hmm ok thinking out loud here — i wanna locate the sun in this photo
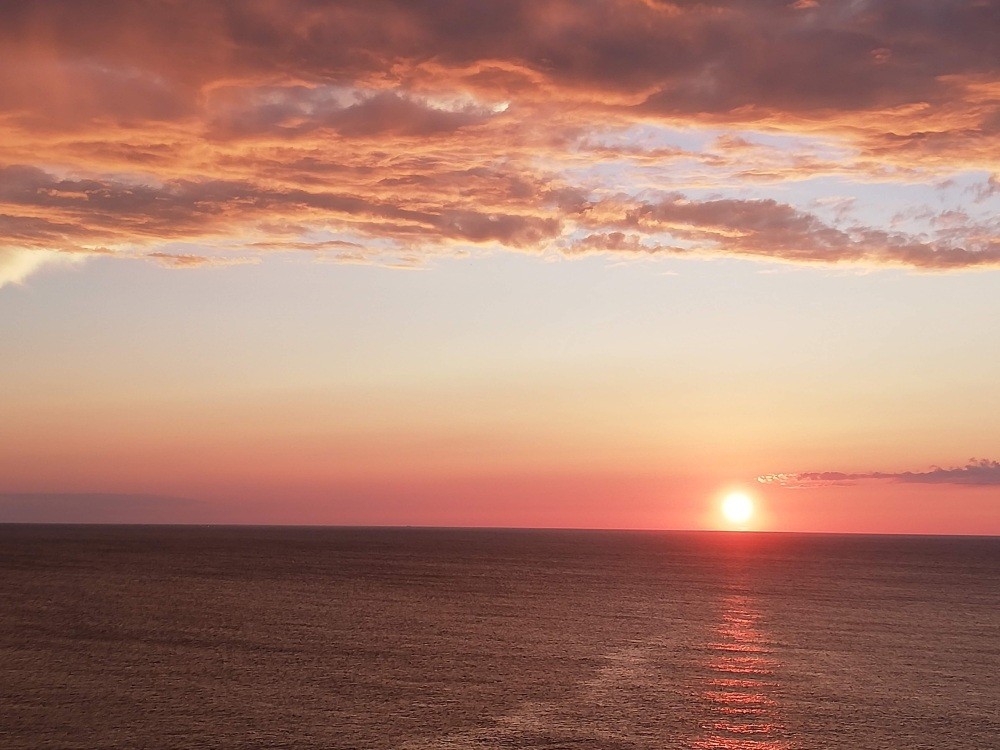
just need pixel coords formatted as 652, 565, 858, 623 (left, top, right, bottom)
721, 492, 754, 526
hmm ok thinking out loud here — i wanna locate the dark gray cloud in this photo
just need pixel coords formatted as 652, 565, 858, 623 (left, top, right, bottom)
758, 459, 1000, 488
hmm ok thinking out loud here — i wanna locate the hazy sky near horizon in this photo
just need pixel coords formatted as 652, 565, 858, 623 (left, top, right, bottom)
1, 0, 998, 532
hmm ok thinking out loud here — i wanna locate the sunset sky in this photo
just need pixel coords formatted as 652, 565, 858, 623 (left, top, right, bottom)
1, 0, 998, 533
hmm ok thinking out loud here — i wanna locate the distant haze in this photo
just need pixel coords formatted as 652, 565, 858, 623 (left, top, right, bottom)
0, 494, 216, 525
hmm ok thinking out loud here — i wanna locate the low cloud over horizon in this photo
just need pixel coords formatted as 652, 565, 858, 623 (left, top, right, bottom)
758, 459, 1000, 488
1, 0, 998, 286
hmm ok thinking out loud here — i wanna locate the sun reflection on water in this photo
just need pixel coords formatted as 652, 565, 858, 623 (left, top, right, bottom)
693, 593, 792, 750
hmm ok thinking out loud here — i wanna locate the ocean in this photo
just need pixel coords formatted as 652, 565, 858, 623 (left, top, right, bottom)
1, 526, 997, 749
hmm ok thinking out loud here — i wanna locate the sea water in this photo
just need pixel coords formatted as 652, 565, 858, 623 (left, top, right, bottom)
1, 526, 997, 749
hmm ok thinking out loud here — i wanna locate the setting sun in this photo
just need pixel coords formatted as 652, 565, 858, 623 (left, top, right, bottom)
722, 492, 754, 526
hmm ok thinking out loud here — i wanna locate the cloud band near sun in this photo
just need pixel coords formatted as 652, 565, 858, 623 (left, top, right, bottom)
1, 0, 998, 286
757, 459, 1000, 488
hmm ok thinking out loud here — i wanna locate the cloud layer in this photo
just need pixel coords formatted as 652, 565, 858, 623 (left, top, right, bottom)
758, 459, 1000, 488
1, 0, 998, 283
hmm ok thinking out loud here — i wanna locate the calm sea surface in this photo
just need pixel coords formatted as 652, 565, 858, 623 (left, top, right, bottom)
1, 526, 997, 749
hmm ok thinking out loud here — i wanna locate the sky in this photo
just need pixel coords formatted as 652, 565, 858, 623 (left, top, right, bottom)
1, 0, 998, 533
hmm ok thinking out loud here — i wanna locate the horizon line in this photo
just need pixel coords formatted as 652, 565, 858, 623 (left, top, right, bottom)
1, 521, 997, 539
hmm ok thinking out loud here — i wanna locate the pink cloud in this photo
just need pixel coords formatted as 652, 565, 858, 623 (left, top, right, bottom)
0, 1, 996, 279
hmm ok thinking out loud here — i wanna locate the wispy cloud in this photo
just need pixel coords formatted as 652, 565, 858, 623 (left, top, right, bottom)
144, 252, 259, 269
758, 459, 1000, 488
1, 1, 997, 283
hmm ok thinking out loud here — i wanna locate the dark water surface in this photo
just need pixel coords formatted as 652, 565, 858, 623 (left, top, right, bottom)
1, 526, 997, 749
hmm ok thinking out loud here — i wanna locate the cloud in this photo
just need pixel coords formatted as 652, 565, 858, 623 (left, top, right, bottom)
0, 0, 997, 283
758, 459, 1000, 488
3, 1, 996, 135
568, 194, 1000, 269
206, 88, 494, 139
0, 164, 563, 250
144, 252, 259, 269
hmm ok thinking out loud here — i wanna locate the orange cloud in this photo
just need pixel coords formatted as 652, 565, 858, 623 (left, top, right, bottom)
1, 0, 997, 282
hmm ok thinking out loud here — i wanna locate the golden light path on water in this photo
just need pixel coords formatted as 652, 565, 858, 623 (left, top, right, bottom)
693, 593, 791, 750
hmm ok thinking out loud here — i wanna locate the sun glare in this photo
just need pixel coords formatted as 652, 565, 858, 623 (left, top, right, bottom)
722, 492, 754, 526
